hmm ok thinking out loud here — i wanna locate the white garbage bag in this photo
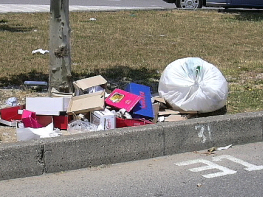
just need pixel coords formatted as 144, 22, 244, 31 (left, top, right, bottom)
158, 57, 228, 113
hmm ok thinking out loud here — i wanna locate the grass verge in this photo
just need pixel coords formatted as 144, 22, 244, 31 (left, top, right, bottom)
0, 9, 262, 114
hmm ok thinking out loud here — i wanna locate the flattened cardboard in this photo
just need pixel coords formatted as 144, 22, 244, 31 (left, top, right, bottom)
67, 91, 105, 115
152, 103, 160, 124
125, 83, 154, 119
158, 109, 181, 116
164, 114, 187, 122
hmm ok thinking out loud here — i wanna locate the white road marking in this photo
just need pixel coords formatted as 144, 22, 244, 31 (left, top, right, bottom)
175, 159, 236, 178
175, 155, 263, 178
212, 155, 263, 171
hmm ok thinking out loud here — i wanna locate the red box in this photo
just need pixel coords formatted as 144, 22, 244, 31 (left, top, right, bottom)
0, 105, 25, 121
53, 115, 72, 130
116, 117, 153, 128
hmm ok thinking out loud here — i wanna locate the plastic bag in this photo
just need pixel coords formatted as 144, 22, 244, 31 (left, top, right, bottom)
67, 120, 97, 134
158, 57, 228, 113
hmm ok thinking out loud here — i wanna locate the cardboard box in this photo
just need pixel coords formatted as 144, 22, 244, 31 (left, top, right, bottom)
53, 115, 72, 130
73, 75, 107, 96
164, 115, 188, 122
105, 89, 142, 112
26, 97, 71, 116
67, 91, 105, 115
152, 103, 160, 124
125, 83, 154, 119
90, 109, 116, 130
0, 105, 25, 121
22, 110, 43, 128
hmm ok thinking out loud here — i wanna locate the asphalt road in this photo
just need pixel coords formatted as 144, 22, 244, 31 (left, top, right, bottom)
0, 142, 262, 197
1, 0, 176, 8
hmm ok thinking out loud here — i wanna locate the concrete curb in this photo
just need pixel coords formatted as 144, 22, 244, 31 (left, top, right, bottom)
0, 111, 262, 180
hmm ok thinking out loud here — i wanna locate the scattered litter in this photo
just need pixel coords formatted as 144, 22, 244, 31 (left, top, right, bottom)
208, 147, 217, 153
117, 108, 132, 119
24, 81, 48, 86
158, 57, 228, 113
216, 144, 232, 151
16, 123, 61, 141
68, 120, 97, 134
6, 97, 18, 107
198, 144, 233, 155
197, 183, 202, 187
158, 116, 165, 122
0, 66, 225, 142
32, 49, 49, 55
90, 108, 116, 130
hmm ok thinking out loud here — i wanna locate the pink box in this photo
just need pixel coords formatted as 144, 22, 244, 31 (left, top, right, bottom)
105, 89, 142, 112
22, 110, 43, 128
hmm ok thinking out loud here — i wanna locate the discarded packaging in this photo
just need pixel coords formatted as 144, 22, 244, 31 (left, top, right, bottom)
216, 144, 232, 151
90, 108, 116, 130
26, 97, 71, 116
6, 97, 19, 107
67, 120, 97, 134
22, 110, 43, 128
158, 57, 228, 113
53, 115, 72, 130
73, 75, 107, 96
0, 105, 24, 122
125, 83, 154, 119
116, 108, 132, 119
32, 49, 49, 54
67, 91, 105, 115
17, 123, 61, 141
105, 89, 142, 112
116, 118, 153, 128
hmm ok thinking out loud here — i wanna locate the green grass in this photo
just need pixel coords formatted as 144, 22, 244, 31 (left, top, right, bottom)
0, 9, 263, 114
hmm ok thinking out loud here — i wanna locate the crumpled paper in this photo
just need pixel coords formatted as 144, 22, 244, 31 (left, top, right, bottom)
32, 49, 49, 55
16, 123, 61, 141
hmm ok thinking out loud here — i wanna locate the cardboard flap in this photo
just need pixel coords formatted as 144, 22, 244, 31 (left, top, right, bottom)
67, 91, 105, 115
73, 75, 107, 91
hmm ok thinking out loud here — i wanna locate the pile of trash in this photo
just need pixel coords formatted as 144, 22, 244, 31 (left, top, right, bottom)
0, 57, 228, 142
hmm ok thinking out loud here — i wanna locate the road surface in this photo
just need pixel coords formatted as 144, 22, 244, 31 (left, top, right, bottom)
0, 142, 262, 196
0, 0, 176, 13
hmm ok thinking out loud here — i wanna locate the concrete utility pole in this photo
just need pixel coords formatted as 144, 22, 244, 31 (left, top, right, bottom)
49, 0, 73, 95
